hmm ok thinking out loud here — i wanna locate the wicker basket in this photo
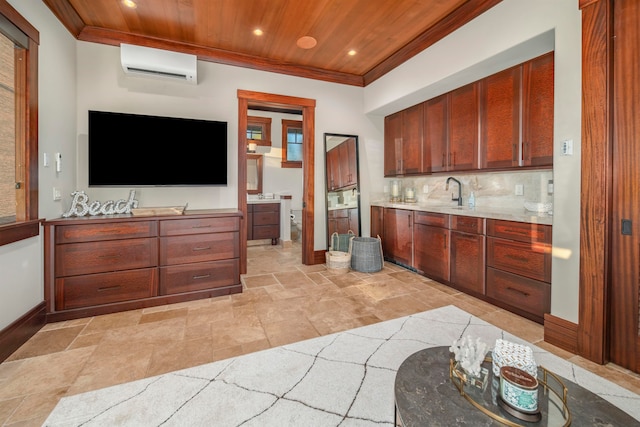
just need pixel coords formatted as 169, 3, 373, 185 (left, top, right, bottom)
325, 250, 351, 272
349, 236, 384, 273
331, 231, 355, 253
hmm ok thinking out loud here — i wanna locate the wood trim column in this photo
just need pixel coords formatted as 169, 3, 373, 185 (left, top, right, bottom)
578, 0, 613, 364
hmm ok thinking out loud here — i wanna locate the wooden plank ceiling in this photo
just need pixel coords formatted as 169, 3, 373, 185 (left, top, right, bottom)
42, 0, 502, 86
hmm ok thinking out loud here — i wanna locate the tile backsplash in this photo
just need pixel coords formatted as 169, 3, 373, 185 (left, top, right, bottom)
373, 170, 554, 211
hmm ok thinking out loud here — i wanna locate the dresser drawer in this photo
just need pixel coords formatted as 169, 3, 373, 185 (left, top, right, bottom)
159, 232, 239, 265
487, 237, 551, 282
56, 221, 157, 243
486, 219, 551, 244
414, 211, 449, 228
55, 238, 158, 277
451, 216, 485, 234
486, 267, 550, 319
159, 216, 240, 236
253, 225, 279, 240
55, 268, 157, 310
253, 212, 279, 226
252, 203, 279, 213
160, 259, 240, 294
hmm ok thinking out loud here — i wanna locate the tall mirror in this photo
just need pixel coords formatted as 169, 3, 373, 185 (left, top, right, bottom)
325, 133, 361, 249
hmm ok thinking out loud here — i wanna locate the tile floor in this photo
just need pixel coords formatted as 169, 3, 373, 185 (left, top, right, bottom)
1, 242, 640, 426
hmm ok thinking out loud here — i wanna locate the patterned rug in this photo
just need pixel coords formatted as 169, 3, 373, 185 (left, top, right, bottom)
43, 305, 640, 426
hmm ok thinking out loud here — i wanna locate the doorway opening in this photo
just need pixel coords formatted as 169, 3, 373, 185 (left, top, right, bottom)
238, 90, 317, 273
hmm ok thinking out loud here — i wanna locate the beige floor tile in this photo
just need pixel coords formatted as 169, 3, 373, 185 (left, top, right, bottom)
6, 325, 85, 361
146, 337, 214, 376
139, 307, 189, 324
3, 387, 68, 426
80, 309, 143, 335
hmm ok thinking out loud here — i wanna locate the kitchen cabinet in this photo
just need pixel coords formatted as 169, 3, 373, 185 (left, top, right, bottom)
450, 216, 486, 295
384, 104, 423, 176
371, 206, 384, 240
44, 210, 242, 321
328, 208, 359, 237
423, 94, 449, 173
382, 208, 413, 267
327, 146, 342, 190
413, 212, 450, 283
248, 202, 280, 245
486, 219, 551, 323
338, 138, 358, 188
522, 52, 554, 167
448, 83, 480, 171
480, 66, 521, 169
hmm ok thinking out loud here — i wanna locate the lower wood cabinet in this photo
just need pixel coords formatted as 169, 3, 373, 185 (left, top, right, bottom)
44, 210, 242, 321
375, 206, 551, 324
247, 203, 280, 245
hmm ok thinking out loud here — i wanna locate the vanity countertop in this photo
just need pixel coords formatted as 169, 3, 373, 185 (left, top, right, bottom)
371, 201, 552, 226
247, 198, 281, 204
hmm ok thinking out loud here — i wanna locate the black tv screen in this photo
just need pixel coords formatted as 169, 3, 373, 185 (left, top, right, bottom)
88, 110, 227, 186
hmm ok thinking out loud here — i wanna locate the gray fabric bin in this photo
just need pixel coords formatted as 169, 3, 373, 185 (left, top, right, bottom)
349, 236, 384, 273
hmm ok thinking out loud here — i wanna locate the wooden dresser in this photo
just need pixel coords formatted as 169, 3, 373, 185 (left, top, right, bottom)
44, 209, 242, 321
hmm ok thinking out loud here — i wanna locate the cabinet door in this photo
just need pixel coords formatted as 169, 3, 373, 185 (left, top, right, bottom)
371, 206, 384, 241
480, 66, 521, 169
348, 208, 360, 236
450, 231, 485, 294
413, 224, 449, 283
384, 112, 403, 176
382, 208, 413, 266
423, 95, 449, 173
401, 103, 424, 174
327, 147, 341, 190
449, 83, 480, 171
522, 52, 554, 166
346, 137, 358, 186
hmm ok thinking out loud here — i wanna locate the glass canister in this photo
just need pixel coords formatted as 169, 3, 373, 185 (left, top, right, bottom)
404, 186, 417, 203
390, 180, 402, 202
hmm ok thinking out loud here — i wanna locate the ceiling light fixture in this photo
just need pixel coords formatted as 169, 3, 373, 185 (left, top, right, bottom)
297, 36, 317, 49
122, 0, 137, 8
253, 29, 263, 36
348, 49, 357, 56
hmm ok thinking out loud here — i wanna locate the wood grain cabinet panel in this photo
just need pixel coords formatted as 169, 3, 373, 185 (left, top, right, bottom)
487, 237, 551, 283
160, 232, 239, 266
370, 206, 384, 240
413, 223, 450, 283
160, 259, 240, 294
56, 221, 157, 243
450, 216, 486, 295
160, 216, 239, 236
486, 267, 550, 319
382, 208, 413, 267
522, 52, 554, 167
384, 112, 403, 176
401, 103, 424, 174
486, 219, 552, 244
247, 203, 280, 244
449, 83, 480, 171
423, 94, 449, 173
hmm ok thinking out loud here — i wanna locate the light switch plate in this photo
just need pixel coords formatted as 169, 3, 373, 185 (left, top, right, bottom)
515, 184, 524, 196
561, 139, 574, 156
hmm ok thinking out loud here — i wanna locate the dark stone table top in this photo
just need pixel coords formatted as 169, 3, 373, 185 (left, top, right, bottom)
394, 346, 640, 426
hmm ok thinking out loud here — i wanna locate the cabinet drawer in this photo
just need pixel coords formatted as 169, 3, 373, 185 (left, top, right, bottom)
486, 219, 551, 244
253, 225, 279, 240
160, 259, 240, 295
56, 268, 157, 310
451, 216, 485, 234
414, 211, 450, 227
486, 267, 550, 319
56, 238, 158, 277
56, 221, 157, 243
159, 217, 239, 236
487, 237, 551, 282
253, 212, 279, 226
252, 203, 279, 213
160, 232, 239, 265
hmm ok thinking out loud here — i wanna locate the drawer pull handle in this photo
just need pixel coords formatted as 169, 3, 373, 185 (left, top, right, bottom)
507, 286, 530, 297
192, 225, 212, 229
192, 246, 211, 251
193, 274, 211, 280
98, 285, 122, 292
98, 254, 120, 259
506, 254, 528, 263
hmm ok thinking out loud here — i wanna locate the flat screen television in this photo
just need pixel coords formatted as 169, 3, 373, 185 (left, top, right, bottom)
88, 110, 227, 186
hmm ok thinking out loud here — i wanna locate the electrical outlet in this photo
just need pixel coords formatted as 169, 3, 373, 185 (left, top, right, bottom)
561, 139, 574, 156
422, 184, 429, 193
515, 184, 524, 196
53, 187, 62, 201
43, 152, 49, 167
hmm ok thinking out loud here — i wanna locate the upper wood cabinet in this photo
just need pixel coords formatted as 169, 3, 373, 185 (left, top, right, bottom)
384, 104, 423, 176
522, 52, 554, 166
385, 53, 554, 177
339, 137, 358, 188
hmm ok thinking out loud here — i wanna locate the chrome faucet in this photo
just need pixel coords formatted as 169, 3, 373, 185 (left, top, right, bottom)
445, 177, 462, 206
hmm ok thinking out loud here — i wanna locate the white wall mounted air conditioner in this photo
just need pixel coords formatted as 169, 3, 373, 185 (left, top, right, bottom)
120, 43, 197, 84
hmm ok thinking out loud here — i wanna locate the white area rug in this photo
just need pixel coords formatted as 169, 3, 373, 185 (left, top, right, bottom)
44, 306, 640, 426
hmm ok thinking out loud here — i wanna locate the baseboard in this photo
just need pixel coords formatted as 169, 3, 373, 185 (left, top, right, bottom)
314, 250, 327, 265
544, 313, 578, 354
0, 301, 46, 362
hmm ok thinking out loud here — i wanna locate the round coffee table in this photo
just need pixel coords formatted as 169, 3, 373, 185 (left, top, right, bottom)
394, 346, 639, 426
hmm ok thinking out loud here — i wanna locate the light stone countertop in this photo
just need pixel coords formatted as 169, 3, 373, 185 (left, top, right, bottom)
371, 200, 553, 225
247, 198, 281, 204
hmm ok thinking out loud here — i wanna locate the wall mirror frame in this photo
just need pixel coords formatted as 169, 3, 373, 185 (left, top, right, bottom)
324, 133, 361, 250
246, 153, 263, 195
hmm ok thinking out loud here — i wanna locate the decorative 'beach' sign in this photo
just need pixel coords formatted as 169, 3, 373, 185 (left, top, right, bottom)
62, 190, 139, 217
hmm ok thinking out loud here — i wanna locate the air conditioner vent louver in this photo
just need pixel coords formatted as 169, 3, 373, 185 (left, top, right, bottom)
120, 44, 197, 84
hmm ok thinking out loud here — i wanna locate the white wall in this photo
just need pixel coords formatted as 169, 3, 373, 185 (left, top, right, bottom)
74, 42, 379, 250
363, 0, 582, 323
0, 0, 77, 330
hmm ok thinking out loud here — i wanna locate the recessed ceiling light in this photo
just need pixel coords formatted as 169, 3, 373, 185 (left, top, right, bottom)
297, 36, 317, 49
253, 29, 263, 36
348, 49, 357, 56
122, 0, 137, 9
